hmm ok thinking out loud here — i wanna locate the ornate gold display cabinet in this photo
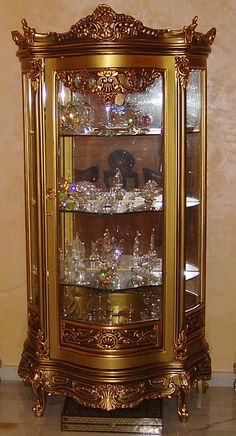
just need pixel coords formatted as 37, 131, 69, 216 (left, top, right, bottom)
12, 5, 216, 422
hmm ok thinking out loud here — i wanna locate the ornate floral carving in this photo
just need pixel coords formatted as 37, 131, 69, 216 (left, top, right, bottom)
30, 59, 43, 92
174, 330, 187, 361
175, 56, 190, 88
28, 369, 191, 412
61, 321, 160, 350
11, 19, 35, 48
56, 68, 160, 104
12, 6, 215, 50
36, 329, 49, 359
50, 5, 169, 43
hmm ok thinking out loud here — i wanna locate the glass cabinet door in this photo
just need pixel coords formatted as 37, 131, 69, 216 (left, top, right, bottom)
185, 69, 205, 312
56, 69, 164, 327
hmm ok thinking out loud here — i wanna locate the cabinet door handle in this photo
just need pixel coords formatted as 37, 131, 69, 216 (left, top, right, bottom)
46, 188, 56, 199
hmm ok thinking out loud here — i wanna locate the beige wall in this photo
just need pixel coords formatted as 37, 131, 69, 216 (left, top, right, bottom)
0, 0, 235, 373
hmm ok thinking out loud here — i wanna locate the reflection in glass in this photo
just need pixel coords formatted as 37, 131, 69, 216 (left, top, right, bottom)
57, 70, 165, 325
186, 70, 201, 130
125, 77, 163, 131
185, 70, 203, 310
58, 74, 163, 136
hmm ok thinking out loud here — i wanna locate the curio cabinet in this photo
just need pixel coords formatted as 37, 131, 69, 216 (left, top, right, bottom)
12, 5, 216, 421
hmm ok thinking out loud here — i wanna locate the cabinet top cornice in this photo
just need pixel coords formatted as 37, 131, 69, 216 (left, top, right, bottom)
11, 4, 216, 53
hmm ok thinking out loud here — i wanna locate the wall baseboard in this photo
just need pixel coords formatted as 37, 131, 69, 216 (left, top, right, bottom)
0, 366, 235, 387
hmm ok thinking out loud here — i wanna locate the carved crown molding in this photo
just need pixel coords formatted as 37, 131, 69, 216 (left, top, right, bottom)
12, 5, 216, 48
50, 4, 169, 43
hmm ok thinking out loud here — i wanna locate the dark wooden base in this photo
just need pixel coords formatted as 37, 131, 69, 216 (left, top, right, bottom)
61, 397, 163, 433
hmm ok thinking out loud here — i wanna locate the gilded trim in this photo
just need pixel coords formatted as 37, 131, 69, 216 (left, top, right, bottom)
174, 330, 187, 362
184, 16, 216, 46
36, 329, 49, 359
175, 56, 190, 88
28, 368, 190, 416
30, 59, 43, 92
50, 4, 169, 42
12, 5, 216, 50
11, 18, 35, 48
56, 68, 160, 104
61, 320, 160, 350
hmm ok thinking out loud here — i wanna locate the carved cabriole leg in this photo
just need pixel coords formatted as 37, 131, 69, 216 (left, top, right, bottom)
177, 388, 189, 422
176, 372, 190, 423
32, 369, 47, 417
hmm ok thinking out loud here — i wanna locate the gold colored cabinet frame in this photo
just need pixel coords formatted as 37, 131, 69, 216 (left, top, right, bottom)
12, 5, 215, 422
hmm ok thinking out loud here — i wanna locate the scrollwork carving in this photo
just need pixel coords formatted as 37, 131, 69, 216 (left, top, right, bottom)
184, 16, 216, 46
174, 330, 187, 362
36, 329, 49, 359
61, 321, 159, 350
175, 56, 190, 88
28, 369, 189, 411
56, 68, 160, 104
30, 59, 43, 92
50, 5, 169, 43
12, 6, 215, 51
32, 369, 47, 416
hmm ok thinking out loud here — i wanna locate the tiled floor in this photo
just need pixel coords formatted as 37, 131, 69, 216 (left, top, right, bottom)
0, 381, 236, 435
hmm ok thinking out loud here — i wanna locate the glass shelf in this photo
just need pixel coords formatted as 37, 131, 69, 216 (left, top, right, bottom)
59, 194, 199, 215
60, 255, 199, 292
58, 127, 162, 138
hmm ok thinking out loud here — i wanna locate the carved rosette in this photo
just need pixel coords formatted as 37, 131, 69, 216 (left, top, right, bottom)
175, 56, 190, 88
174, 330, 187, 362
61, 321, 160, 350
56, 68, 160, 104
36, 329, 49, 359
30, 59, 43, 92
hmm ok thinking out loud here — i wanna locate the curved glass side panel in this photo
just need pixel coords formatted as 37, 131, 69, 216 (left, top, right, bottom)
56, 69, 164, 326
185, 69, 204, 310
23, 74, 40, 305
